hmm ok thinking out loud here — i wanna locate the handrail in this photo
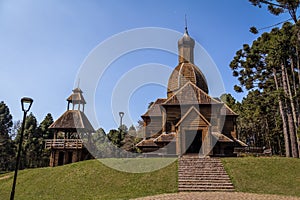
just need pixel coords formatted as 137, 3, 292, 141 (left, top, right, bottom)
234, 146, 264, 153
45, 139, 83, 149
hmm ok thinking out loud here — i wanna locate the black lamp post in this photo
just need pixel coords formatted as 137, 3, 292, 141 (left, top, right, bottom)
119, 112, 124, 128
10, 97, 33, 200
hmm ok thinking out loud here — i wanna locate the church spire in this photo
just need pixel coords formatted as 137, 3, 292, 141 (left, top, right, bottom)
185, 14, 189, 35
178, 16, 195, 64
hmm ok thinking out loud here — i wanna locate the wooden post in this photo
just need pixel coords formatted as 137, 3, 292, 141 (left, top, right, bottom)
162, 110, 166, 133
176, 128, 181, 156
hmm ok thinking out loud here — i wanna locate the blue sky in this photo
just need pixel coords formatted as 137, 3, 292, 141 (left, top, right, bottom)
0, 0, 291, 132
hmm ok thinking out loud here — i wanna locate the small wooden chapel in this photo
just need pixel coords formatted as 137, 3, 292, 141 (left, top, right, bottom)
137, 27, 247, 156
45, 88, 94, 167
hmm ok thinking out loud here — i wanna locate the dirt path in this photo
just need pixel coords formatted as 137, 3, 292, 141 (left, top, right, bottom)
133, 192, 300, 200
0, 175, 10, 180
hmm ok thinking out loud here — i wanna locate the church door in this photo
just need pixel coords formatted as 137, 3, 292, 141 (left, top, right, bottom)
185, 130, 202, 154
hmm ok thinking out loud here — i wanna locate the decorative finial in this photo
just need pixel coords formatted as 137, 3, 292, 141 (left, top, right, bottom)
77, 78, 80, 88
185, 14, 189, 35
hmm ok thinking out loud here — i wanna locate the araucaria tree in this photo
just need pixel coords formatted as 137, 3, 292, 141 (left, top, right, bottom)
0, 101, 15, 171
230, 22, 300, 158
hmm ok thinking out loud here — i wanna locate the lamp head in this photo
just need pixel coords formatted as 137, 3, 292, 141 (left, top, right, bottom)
21, 97, 33, 112
119, 112, 124, 118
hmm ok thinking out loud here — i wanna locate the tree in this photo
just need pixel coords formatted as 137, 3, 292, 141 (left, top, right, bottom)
107, 128, 126, 148
249, 1, 300, 144
220, 92, 285, 155
39, 113, 54, 139
220, 93, 241, 113
92, 128, 115, 158
230, 22, 299, 157
249, 0, 299, 20
15, 113, 39, 168
121, 125, 140, 153
0, 101, 15, 171
37, 113, 54, 167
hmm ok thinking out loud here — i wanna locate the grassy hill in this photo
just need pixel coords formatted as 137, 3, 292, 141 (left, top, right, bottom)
0, 159, 178, 200
222, 157, 300, 197
0, 157, 299, 199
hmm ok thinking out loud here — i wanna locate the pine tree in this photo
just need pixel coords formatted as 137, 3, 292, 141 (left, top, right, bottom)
0, 101, 15, 171
37, 113, 54, 167
92, 128, 114, 158
248, 0, 300, 157
15, 113, 38, 168
230, 23, 299, 157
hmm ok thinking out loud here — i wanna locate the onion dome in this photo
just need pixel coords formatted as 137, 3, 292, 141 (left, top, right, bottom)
167, 62, 208, 97
178, 28, 195, 48
178, 27, 195, 64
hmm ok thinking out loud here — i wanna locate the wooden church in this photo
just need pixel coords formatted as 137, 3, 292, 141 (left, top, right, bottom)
45, 88, 94, 166
137, 27, 246, 156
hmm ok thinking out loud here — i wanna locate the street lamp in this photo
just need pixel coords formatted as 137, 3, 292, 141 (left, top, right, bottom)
119, 112, 124, 128
10, 97, 33, 200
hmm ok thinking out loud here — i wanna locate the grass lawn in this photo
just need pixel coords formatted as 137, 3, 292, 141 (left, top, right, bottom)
1, 157, 299, 199
222, 157, 300, 197
0, 159, 178, 200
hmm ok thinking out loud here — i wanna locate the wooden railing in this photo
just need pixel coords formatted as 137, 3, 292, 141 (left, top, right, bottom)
45, 139, 83, 149
234, 147, 272, 156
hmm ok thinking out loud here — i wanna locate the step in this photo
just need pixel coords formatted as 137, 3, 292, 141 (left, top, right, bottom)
179, 188, 235, 192
179, 184, 234, 188
178, 185, 234, 189
179, 170, 227, 173
178, 182, 233, 188
178, 172, 228, 175
179, 179, 231, 183
178, 157, 234, 192
179, 177, 231, 180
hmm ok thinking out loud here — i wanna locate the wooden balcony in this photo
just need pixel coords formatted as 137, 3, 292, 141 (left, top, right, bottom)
45, 139, 83, 149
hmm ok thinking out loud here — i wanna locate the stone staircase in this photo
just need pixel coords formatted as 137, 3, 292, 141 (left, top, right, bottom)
178, 156, 235, 192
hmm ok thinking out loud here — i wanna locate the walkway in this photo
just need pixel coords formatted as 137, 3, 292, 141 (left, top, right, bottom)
133, 192, 300, 200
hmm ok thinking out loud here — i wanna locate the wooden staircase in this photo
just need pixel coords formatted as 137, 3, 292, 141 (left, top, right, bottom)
178, 156, 235, 192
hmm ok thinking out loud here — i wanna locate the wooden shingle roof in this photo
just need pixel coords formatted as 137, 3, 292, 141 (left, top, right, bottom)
136, 138, 159, 147
153, 133, 176, 143
212, 132, 234, 143
141, 98, 166, 117
49, 110, 94, 132
167, 62, 208, 97
164, 81, 222, 105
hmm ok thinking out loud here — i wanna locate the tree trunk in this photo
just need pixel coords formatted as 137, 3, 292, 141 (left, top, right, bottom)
285, 64, 300, 157
273, 68, 291, 157
274, 115, 283, 156
295, 30, 300, 126
288, 58, 299, 124
281, 64, 299, 158
265, 117, 271, 149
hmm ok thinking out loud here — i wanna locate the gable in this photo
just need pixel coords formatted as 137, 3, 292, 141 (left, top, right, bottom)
175, 106, 211, 128
163, 81, 221, 105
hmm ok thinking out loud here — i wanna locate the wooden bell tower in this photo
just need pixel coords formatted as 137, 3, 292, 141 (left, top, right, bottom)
45, 88, 95, 167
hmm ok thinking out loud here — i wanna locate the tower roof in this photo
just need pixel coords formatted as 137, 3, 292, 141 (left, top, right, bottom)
67, 88, 86, 104
178, 28, 195, 47
49, 110, 94, 132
